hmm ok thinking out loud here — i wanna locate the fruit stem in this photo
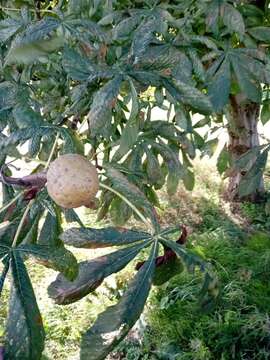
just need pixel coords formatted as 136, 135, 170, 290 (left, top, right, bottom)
45, 132, 60, 170
99, 182, 153, 230
11, 199, 34, 248
0, 192, 23, 216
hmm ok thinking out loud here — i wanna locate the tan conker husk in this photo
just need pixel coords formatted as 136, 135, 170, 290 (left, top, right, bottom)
47, 154, 99, 209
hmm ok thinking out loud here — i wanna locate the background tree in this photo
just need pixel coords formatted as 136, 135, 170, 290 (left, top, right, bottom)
0, 0, 269, 359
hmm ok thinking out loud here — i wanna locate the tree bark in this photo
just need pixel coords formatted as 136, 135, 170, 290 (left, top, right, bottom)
225, 94, 264, 202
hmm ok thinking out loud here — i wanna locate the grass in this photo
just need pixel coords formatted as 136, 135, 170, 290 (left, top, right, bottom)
1, 159, 270, 359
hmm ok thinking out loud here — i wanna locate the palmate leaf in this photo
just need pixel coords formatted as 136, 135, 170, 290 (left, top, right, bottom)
48, 239, 151, 304
5, 17, 62, 65
80, 240, 159, 360
5, 252, 45, 360
60, 226, 151, 248
88, 76, 123, 136
17, 244, 78, 281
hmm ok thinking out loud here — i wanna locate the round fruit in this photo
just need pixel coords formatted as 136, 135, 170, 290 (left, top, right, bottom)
47, 154, 99, 209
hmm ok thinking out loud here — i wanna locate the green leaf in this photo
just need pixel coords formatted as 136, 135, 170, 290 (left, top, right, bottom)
48, 239, 151, 304
113, 79, 140, 160
160, 238, 206, 273
208, 59, 231, 112
60, 226, 151, 248
261, 101, 270, 125
0, 81, 18, 111
183, 169, 195, 191
145, 148, 163, 186
130, 18, 157, 60
249, 27, 270, 42
234, 146, 263, 171
174, 80, 213, 115
5, 17, 62, 65
17, 244, 78, 281
231, 56, 261, 102
13, 104, 43, 129
188, 48, 205, 82
112, 16, 141, 41
63, 209, 84, 227
105, 166, 159, 229
88, 76, 122, 136
80, 241, 159, 360
0, 257, 10, 295
0, 18, 23, 43
62, 47, 96, 81
153, 257, 184, 286
5, 252, 45, 360
217, 146, 230, 175
222, 3, 245, 35
239, 149, 268, 197
110, 197, 132, 226
0, 243, 10, 260
38, 209, 62, 247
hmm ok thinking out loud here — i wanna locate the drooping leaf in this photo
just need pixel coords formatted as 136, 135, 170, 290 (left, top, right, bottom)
5, 252, 45, 360
130, 18, 157, 61
13, 104, 43, 129
88, 76, 123, 136
17, 244, 78, 281
48, 239, 151, 304
222, 3, 245, 35
153, 256, 184, 286
5, 17, 62, 64
62, 47, 96, 81
113, 79, 140, 160
80, 241, 159, 360
60, 226, 151, 248
217, 146, 231, 175
239, 149, 268, 197
231, 56, 261, 102
63, 208, 84, 227
38, 209, 62, 247
234, 146, 263, 171
0, 256, 10, 296
105, 166, 159, 229
160, 238, 206, 272
208, 58, 231, 112
0, 18, 23, 43
170, 80, 213, 114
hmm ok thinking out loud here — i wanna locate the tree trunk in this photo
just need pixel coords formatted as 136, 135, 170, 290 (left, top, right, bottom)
226, 94, 264, 202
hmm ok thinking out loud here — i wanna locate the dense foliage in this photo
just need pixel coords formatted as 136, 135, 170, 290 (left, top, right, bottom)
0, 0, 270, 359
